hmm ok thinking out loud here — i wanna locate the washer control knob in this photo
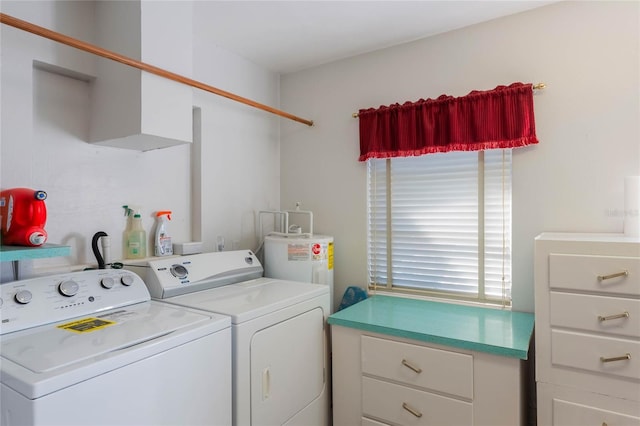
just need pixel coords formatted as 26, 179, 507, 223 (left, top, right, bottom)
15, 290, 33, 304
59, 280, 80, 297
120, 275, 135, 286
170, 264, 188, 279
101, 277, 115, 289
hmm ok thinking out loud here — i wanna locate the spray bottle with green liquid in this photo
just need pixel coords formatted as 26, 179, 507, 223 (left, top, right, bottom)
123, 205, 147, 259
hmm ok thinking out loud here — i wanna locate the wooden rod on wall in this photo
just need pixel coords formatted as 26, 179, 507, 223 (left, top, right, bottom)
0, 13, 314, 127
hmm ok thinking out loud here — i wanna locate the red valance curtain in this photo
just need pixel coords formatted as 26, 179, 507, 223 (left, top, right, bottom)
358, 82, 538, 161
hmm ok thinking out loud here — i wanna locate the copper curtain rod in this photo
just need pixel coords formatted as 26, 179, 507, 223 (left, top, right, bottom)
0, 13, 314, 127
351, 83, 546, 118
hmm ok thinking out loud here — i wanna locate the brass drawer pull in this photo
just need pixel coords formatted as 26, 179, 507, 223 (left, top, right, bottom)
600, 353, 631, 363
401, 359, 422, 374
402, 402, 423, 418
598, 311, 630, 322
597, 270, 629, 281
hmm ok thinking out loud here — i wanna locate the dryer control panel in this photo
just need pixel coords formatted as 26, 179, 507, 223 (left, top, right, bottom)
0, 269, 149, 334
141, 250, 264, 299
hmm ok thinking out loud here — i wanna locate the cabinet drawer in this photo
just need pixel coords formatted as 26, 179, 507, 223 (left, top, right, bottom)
361, 335, 473, 399
362, 417, 391, 426
549, 254, 640, 295
362, 376, 473, 426
550, 292, 640, 338
537, 381, 640, 425
553, 398, 640, 425
551, 329, 640, 381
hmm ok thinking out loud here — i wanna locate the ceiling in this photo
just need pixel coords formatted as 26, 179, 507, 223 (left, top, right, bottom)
194, 1, 558, 74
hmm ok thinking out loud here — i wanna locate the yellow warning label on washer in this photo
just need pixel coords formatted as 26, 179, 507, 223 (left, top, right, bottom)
57, 317, 116, 333
328, 242, 334, 270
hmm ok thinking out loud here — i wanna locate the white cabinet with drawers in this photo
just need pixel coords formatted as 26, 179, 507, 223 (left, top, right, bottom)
331, 326, 525, 426
361, 335, 474, 426
534, 233, 640, 425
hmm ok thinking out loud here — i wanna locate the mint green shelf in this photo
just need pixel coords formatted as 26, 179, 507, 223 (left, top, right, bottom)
1, 244, 71, 280
0, 243, 71, 262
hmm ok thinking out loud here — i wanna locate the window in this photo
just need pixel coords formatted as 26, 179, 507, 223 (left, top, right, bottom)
367, 149, 512, 306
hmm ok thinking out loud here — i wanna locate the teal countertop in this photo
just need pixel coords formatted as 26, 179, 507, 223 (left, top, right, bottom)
328, 295, 535, 360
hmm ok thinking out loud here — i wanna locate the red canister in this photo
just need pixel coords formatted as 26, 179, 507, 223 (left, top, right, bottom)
0, 188, 48, 246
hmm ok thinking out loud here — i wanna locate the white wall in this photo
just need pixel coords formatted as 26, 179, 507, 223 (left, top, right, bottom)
280, 1, 640, 312
0, 1, 281, 280
192, 16, 281, 253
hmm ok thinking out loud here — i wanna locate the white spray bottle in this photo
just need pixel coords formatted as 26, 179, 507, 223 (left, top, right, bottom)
154, 210, 173, 256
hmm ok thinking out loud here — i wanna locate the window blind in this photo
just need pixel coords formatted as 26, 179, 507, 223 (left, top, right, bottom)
367, 149, 512, 305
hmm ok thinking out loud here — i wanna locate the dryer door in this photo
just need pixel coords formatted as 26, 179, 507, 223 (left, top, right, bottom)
250, 307, 325, 425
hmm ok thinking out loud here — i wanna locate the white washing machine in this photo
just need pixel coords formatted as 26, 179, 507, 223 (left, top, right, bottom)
139, 250, 330, 426
0, 269, 232, 426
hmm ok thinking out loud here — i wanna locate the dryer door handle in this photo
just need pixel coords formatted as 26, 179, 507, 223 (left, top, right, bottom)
262, 367, 270, 400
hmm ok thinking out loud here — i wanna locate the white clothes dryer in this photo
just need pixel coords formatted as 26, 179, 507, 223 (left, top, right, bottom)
0, 269, 232, 426
140, 250, 330, 426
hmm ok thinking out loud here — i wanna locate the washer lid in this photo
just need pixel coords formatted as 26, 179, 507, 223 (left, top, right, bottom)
167, 277, 329, 324
1, 301, 231, 399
